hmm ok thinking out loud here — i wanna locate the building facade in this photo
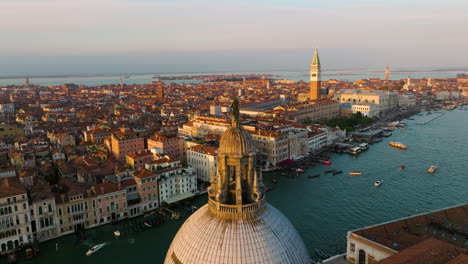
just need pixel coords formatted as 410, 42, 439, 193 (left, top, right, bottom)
187, 145, 217, 182
109, 129, 145, 162
0, 177, 32, 254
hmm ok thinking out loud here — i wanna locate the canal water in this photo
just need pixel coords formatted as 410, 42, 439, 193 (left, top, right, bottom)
25, 109, 468, 263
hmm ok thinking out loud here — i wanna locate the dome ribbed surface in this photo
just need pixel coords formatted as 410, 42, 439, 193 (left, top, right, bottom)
164, 203, 311, 264
219, 126, 255, 156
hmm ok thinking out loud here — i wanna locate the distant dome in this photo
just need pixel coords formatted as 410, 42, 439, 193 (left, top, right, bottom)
165, 203, 311, 264
219, 126, 255, 156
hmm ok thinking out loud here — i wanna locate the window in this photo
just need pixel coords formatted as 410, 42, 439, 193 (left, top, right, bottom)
350, 243, 355, 252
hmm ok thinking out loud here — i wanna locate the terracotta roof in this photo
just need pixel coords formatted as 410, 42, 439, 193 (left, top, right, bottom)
0, 177, 26, 199
92, 180, 122, 196
120, 178, 137, 187
30, 183, 54, 202
188, 145, 217, 155
445, 254, 468, 264
134, 169, 157, 179
378, 238, 466, 264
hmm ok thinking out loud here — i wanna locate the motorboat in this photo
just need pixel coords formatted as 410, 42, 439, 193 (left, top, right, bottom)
113, 231, 121, 237
358, 143, 369, 150
349, 171, 362, 176
399, 165, 405, 169
428, 165, 437, 173
143, 222, 152, 228
308, 174, 320, 179
86, 243, 106, 256
389, 142, 407, 149
374, 180, 384, 186
171, 214, 180, 220
295, 168, 305, 173
321, 160, 332, 165
382, 131, 392, 137
272, 178, 278, 184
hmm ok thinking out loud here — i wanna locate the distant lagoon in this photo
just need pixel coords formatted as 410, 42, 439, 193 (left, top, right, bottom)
0, 69, 464, 87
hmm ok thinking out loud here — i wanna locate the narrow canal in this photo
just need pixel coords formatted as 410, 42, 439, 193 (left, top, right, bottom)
26, 109, 468, 263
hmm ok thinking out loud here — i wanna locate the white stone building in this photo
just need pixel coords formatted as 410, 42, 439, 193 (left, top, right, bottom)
351, 103, 379, 117
334, 89, 399, 115
187, 145, 217, 182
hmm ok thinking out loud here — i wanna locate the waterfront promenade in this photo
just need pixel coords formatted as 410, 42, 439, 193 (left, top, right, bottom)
25, 109, 468, 264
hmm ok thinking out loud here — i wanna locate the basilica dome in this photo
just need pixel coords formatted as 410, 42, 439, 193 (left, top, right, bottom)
164, 203, 311, 264
219, 126, 255, 156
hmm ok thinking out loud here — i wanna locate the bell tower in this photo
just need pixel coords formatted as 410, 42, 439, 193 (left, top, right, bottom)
309, 48, 321, 100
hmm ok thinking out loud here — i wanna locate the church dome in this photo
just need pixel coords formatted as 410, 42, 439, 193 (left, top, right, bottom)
164, 203, 311, 264
219, 126, 255, 156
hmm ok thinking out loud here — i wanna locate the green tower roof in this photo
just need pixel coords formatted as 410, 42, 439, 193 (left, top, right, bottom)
311, 49, 320, 66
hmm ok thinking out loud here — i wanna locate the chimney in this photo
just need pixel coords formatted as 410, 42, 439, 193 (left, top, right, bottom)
86, 189, 91, 197
60, 193, 65, 203
2, 178, 9, 188
101, 186, 105, 195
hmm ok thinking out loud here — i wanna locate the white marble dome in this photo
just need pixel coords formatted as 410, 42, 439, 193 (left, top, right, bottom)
164, 203, 311, 264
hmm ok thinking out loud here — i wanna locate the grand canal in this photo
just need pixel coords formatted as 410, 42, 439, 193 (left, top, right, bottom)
26, 109, 468, 263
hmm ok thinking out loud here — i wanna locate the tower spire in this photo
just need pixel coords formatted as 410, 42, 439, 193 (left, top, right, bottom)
311, 48, 320, 66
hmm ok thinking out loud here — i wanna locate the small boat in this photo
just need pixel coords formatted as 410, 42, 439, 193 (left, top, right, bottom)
349, 171, 362, 176
427, 165, 437, 173
399, 165, 405, 169
382, 131, 392, 137
113, 231, 121, 237
265, 186, 273, 192
86, 243, 106, 256
374, 180, 384, 186
144, 222, 152, 228
171, 214, 180, 220
325, 170, 334, 173
295, 168, 305, 173
321, 160, 332, 165
332, 170, 342, 175
272, 178, 278, 183
314, 248, 330, 259
389, 142, 408, 149
308, 174, 320, 179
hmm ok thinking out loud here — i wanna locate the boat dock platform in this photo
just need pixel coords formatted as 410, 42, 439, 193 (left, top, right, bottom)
349, 129, 384, 143
321, 253, 348, 264
417, 112, 446, 125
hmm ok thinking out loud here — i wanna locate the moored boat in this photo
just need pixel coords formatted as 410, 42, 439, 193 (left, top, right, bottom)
86, 243, 106, 256
332, 170, 342, 175
321, 160, 332, 165
308, 174, 320, 179
389, 142, 407, 149
427, 165, 437, 173
349, 171, 362, 176
325, 170, 334, 173
113, 231, 121, 237
374, 180, 384, 186
295, 168, 305, 173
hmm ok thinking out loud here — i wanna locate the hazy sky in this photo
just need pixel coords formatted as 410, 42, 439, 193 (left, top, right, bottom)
1, 0, 468, 76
